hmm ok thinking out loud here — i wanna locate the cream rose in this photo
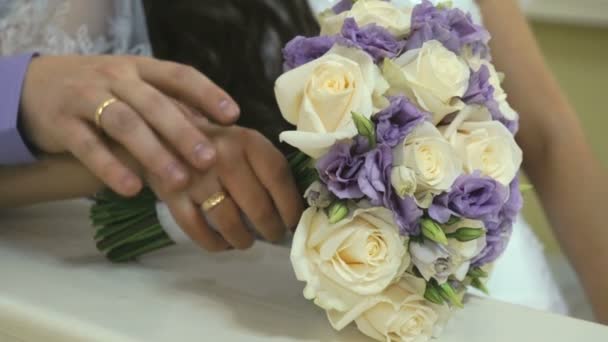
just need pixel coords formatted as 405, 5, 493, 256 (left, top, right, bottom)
391, 165, 417, 198
383, 40, 470, 124
393, 122, 463, 208
290, 206, 409, 312
326, 276, 450, 342
320, 0, 412, 38
447, 120, 522, 185
275, 45, 389, 157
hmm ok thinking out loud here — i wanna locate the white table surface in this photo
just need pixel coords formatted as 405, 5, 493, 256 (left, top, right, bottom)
1, 200, 607, 342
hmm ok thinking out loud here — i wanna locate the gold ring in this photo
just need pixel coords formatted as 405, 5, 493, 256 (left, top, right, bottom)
201, 191, 227, 212
94, 98, 118, 128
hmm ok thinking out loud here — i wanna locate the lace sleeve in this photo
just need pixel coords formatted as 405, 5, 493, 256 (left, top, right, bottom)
0, 0, 151, 57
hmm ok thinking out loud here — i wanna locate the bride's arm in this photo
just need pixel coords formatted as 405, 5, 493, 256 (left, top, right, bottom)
0, 154, 103, 207
478, 0, 608, 322
0, 147, 141, 208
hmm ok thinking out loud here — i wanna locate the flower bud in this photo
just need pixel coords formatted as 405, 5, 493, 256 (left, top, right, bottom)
424, 284, 444, 305
421, 219, 448, 245
467, 267, 489, 279
352, 111, 376, 148
328, 200, 349, 224
438, 282, 464, 309
304, 181, 333, 209
447, 227, 485, 242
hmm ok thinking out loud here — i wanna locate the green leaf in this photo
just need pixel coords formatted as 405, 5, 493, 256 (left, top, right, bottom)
437, 282, 464, 309
467, 267, 489, 279
471, 277, 490, 295
327, 200, 349, 224
424, 284, 445, 305
420, 219, 448, 245
446, 227, 485, 242
351, 111, 376, 148
445, 216, 461, 226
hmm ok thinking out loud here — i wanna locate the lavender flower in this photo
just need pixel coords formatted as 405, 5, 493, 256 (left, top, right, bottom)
340, 18, 405, 63
282, 35, 339, 70
389, 192, 423, 236
332, 0, 353, 14
358, 144, 393, 206
463, 65, 494, 105
472, 219, 513, 266
405, 0, 490, 56
316, 137, 369, 200
374, 96, 429, 147
428, 173, 508, 224
357, 144, 422, 235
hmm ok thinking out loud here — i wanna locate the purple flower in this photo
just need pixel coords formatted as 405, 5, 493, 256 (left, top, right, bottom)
429, 173, 508, 224
374, 96, 429, 147
316, 138, 369, 199
357, 144, 423, 235
462, 65, 519, 134
472, 219, 513, 266
340, 18, 405, 63
463, 65, 494, 106
332, 0, 353, 14
405, 0, 490, 56
358, 144, 393, 206
501, 178, 523, 222
282, 35, 338, 70
389, 193, 423, 236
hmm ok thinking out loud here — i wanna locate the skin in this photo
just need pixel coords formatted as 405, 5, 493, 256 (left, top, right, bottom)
20, 55, 242, 197
0, 120, 304, 251
477, 0, 608, 322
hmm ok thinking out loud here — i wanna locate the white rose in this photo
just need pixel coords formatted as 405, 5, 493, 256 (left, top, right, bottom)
447, 120, 522, 185
393, 122, 463, 208
320, 0, 412, 38
291, 206, 410, 312
275, 45, 389, 157
466, 54, 518, 122
391, 165, 418, 198
383, 40, 470, 124
326, 276, 450, 342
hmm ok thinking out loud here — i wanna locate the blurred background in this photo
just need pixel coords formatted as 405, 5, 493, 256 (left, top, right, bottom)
519, 0, 608, 321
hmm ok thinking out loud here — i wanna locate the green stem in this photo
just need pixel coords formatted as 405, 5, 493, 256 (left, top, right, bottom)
107, 234, 173, 263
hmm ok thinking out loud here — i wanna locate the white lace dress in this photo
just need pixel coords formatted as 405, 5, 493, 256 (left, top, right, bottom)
0, 0, 568, 315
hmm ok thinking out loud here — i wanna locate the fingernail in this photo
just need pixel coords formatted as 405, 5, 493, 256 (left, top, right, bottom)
219, 99, 240, 119
121, 174, 140, 193
166, 163, 187, 183
194, 143, 216, 165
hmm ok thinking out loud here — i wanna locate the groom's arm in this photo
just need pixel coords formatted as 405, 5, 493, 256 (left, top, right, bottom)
478, 0, 608, 322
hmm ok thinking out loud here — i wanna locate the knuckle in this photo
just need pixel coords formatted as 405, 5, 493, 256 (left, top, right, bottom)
168, 63, 197, 83
95, 61, 133, 80
73, 132, 100, 155
103, 106, 140, 135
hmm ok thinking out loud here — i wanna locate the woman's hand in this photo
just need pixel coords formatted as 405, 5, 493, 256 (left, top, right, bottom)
146, 122, 304, 251
19, 55, 240, 197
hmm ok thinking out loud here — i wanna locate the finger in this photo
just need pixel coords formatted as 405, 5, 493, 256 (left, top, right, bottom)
111, 80, 217, 170
220, 153, 285, 242
90, 94, 190, 191
164, 194, 230, 252
190, 174, 254, 250
62, 120, 142, 197
245, 132, 304, 231
134, 57, 240, 124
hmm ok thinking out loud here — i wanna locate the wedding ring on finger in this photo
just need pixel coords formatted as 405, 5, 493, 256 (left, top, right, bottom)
201, 191, 228, 212
94, 97, 118, 129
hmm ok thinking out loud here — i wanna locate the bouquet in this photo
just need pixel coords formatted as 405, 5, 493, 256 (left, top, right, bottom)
279, 0, 523, 340
90, 0, 525, 340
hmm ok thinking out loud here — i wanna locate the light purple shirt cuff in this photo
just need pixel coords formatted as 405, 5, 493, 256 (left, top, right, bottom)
0, 53, 37, 165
